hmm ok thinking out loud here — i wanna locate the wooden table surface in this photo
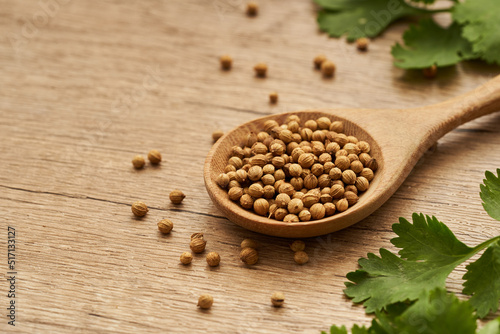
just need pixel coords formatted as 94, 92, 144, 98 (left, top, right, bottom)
1, 1, 499, 333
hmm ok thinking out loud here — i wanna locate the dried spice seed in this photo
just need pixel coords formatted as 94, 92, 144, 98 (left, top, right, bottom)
217, 116, 376, 221
246, 1, 258, 16
157, 219, 173, 234
356, 37, 369, 51
132, 155, 145, 169
269, 92, 278, 104
220, 55, 232, 70
254, 63, 267, 77
240, 247, 259, 265
290, 240, 305, 252
180, 252, 193, 265
169, 190, 185, 204
190, 238, 207, 254
212, 130, 224, 142
147, 150, 162, 164
197, 294, 213, 309
321, 60, 335, 77
271, 291, 285, 307
131, 201, 148, 217
314, 54, 327, 69
206, 252, 221, 267
294, 251, 309, 265
241, 239, 259, 249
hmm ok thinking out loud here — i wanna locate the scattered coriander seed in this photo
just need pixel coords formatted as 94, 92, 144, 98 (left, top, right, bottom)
423, 64, 437, 79
212, 130, 224, 142
220, 54, 232, 70
180, 252, 193, 265
169, 190, 185, 204
147, 150, 162, 164
190, 238, 207, 254
313, 54, 327, 69
132, 155, 145, 169
240, 247, 259, 265
197, 294, 214, 309
206, 252, 221, 267
356, 37, 369, 51
290, 240, 305, 252
246, 1, 258, 16
294, 251, 309, 264
271, 291, 285, 307
191, 233, 204, 240
157, 219, 173, 234
131, 201, 148, 217
321, 60, 335, 77
254, 63, 267, 77
269, 92, 278, 104
241, 239, 259, 249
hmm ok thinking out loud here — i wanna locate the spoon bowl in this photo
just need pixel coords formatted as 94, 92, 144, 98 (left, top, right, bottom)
204, 75, 500, 237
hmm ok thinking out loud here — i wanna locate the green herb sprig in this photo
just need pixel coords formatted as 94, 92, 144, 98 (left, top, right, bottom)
315, 0, 500, 70
323, 169, 500, 333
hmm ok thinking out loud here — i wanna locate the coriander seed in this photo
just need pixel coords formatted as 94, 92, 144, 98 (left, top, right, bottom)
336, 198, 349, 212
191, 233, 204, 240
180, 252, 193, 265
216, 173, 230, 188
271, 291, 285, 307
169, 190, 185, 204
132, 155, 145, 169
157, 219, 173, 234
246, 1, 258, 16
254, 198, 270, 216
220, 54, 232, 70
147, 150, 162, 164
321, 60, 335, 77
294, 251, 309, 264
241, 239, 259, 249
313, 54, 327, 69
283, 214, 299, 222
240, 247, 259, 265
240, 194, 255, 209
131, 201, 148, 217
423, 64, 437, 79
206, 252, 221, 267
288, 198, 304, 214
355, 176, 370, 192
310, 203, 325, 220
197, 294, 214, 309
290, 240, 305, 252
269, 92, 278, 104
190, 238, 207, 254
344, 191, 359, 206
356, 37, 369, 51
254, 63, 267, 77
212, 130, 224, 142
298, 209, 311, 221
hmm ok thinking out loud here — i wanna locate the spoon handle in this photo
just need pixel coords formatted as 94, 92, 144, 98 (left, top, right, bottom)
421, 73, 500, 141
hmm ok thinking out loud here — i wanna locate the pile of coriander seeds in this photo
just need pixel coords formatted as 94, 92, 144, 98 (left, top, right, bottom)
216, 115, 377, 222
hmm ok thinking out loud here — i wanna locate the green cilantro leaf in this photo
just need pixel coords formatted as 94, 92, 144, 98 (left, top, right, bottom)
479, 317, 500, 334
463, 240, 500, 318
315, 0, 427, 42
480, 169, 500, 221
372, 289, 477, 334
392, 213, 473, 263
321, 325, 347, 334
344, 247, 459, 313
391, 19, 475, 69
454, 0, 500, 65
344, 213, 499, 313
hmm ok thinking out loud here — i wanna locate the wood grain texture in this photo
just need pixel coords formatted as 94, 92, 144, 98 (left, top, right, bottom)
0, 0, 499, 333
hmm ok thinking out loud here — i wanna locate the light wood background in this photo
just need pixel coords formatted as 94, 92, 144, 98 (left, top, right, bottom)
1, 1, 499, 333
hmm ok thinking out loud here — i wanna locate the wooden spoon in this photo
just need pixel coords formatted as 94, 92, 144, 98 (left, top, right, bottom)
204, 75, 500, 238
